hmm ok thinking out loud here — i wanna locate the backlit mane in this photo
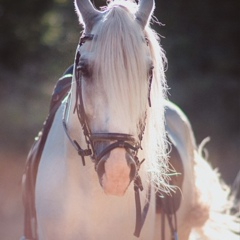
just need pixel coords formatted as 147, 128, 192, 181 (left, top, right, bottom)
83, 1, 170, 192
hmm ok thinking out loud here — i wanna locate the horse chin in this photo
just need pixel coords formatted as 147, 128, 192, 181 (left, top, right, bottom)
98, 149, 134, 196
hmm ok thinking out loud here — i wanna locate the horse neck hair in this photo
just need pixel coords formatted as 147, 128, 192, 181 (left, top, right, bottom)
143, 26, 170, 193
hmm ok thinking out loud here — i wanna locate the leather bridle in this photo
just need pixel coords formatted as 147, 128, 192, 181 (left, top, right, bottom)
62, 34, 180, 240
72, 35, 149, 179
62, 33, 152, 237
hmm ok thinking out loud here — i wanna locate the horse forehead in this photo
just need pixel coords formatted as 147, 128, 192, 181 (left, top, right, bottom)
90, 13, 145, 40
80, 18, 147, 56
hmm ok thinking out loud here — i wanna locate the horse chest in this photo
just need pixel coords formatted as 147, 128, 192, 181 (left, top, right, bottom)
36, 147, 155, 240
71, 190, 156, 240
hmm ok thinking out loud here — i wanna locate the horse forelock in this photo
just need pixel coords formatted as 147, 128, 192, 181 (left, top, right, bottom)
88, 5, 150, 135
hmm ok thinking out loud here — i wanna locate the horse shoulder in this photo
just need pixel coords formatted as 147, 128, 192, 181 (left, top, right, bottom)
35, 105, 82, 238
165, 100, 197, 161
164, 101, 198, 237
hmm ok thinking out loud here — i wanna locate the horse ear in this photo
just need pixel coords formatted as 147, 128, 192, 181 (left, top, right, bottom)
135, 0, 155, 29
74, 0, 102, 32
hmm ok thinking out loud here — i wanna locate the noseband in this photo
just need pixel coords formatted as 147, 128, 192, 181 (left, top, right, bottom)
91, 133, 140, 164
62, 33, 152, 238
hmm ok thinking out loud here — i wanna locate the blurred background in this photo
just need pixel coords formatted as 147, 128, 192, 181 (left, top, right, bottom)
0, 0, 239, 239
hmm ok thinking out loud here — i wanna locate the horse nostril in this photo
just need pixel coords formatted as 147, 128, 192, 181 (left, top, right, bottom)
96, 151, 137, 187
126, 153, 137, 182
96, 158, 106, 185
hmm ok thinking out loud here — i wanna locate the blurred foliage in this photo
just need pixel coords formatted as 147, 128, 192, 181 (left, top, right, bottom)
156, 0, 240, 79
0, 0, 239, 183
0, 0, 53, 69
1, 0, 239, 75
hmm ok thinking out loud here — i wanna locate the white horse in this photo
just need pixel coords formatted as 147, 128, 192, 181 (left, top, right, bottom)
22, 0, 239, 239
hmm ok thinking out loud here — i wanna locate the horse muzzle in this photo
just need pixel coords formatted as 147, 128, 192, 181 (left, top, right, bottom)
91, 133, 140, 196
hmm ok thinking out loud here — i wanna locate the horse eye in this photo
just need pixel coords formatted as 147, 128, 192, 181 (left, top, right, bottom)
79, 60, 90, 77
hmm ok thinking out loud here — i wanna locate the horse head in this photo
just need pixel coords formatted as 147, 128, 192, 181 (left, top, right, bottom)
73, 0, 155, 196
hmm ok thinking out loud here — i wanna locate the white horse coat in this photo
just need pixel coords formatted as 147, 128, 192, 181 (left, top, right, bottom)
23, 1, 239, 239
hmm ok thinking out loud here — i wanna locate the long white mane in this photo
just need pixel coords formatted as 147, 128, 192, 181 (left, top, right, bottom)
144, 21, 170, 193
86, 5, 150, 132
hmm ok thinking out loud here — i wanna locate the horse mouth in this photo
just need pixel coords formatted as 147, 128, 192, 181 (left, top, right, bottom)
96, 149, 137, 196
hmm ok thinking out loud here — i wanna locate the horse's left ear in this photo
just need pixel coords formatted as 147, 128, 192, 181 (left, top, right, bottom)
135, 0, 155, 29
75, 0, 102, 32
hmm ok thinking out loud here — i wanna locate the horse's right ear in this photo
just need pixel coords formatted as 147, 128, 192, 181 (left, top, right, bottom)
135, 0, 155, 29
74, 0, 102, 33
